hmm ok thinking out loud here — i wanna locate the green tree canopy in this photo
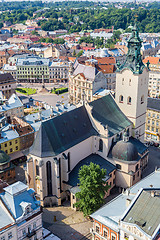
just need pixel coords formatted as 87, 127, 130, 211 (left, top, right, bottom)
75, 162, 109, 217
77, 50, 83, 57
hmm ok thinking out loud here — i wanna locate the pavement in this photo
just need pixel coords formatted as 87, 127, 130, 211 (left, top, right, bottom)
17, 91, 69, 107
42, 204, 92, 240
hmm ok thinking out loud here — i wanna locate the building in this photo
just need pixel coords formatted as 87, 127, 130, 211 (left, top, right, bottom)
26, 92, 148, 207
69, 59, 107, 104
95, 57, 116, 91
145, 98, 160, 143
148, 71, 160, 98
17, 56, 50, 83
0, 181, 43, 240
142, 57, 160, 98
49, 61, 69, 83
11, 116, 34, 151
3, 64, 17, 80
141, 41, 160, 58
0, 50, 11, 68
90, 168, 160, 240
0, 73, 16, 99
120, 188, 160, 240
0, 150, 15, 184
115, 24, 149, 142
143, 56, 160, 72
0, 93, 24, 118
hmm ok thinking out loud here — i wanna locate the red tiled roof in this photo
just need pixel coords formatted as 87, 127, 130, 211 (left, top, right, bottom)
143, 57, 160, 65
95, 57, 116, 65
97, 64, 116, 74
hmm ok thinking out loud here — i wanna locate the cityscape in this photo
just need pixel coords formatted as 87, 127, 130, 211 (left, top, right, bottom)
0, 1, 160, 240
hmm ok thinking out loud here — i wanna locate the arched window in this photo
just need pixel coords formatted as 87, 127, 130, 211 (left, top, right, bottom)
46, 161, 52, 196
119, 95, 123, 103
141, 95, 144, 104
127, 96, 131, 105
129, 79, 131, 86
122, 78, 124, 85
99, 139, 103, 152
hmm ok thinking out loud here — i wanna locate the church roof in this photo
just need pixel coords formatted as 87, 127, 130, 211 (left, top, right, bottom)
112, 140, 139, 162
30, 94, 131, 158
116, 24, 147, 74
30, 106, 98, 158
90, 94, 131, 137
66, 154, 116, 187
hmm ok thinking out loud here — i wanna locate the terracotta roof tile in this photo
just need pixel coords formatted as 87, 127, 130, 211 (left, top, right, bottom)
143, 57, 160, 65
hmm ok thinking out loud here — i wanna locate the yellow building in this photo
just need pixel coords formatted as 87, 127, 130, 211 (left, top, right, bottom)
145, 98, 160, 143
0, 130, 20, 155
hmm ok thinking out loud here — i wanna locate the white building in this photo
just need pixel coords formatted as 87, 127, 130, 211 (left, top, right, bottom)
0, 181, 43, 240
49, 61, 69, 83
148, 71, 160, 98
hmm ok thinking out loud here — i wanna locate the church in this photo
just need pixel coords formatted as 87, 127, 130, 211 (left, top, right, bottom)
26, 25, 149, 207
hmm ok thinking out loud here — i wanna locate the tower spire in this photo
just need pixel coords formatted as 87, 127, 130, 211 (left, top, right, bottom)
116, 22, 145, 75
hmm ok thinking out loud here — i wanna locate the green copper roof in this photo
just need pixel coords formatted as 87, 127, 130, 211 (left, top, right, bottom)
30, 94, 131, 158
0, 150, 10, 165
116, 24, 148, 74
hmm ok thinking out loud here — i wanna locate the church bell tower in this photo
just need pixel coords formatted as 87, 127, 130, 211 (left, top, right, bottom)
115, 24, 149, 142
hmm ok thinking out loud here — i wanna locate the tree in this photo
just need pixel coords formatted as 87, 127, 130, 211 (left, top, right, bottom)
72, 49, 76, 57
75, 162, 110, 217
77, 50, 83, 57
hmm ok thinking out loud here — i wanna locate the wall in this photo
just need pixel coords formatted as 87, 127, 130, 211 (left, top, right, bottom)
116, 68, 149, 142
92, 219, 119, 240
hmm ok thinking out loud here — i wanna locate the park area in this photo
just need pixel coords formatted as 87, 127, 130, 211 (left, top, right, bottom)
16, 88, 37, 95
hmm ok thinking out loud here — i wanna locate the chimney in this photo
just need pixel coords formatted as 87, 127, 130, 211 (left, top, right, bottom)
151, 191, 155, 197
126, 198, 132, 206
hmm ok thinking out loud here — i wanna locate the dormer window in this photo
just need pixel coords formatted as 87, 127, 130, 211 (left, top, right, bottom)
26, 206, 30, 214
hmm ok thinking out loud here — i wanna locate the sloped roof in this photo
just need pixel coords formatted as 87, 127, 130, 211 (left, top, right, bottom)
0, 181, 39, 220
90, 169, 160, 232
66, 154, 116, 187
123, 190, 160, 236
0, 93, 23, 114
147, 97, 160, 112
30, 95, 131, 158
30, 106, 98, 157
143, 57, 160, 65
73, 62, 99, 81
90, 94, 131, 137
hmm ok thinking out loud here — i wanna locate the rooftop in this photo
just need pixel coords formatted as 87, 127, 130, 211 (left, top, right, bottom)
147, 97, 160, 112
67, 154, 116, 187
122, 189, 160, 237
90, 168, 160, 232
0, 181, 40, 220
30, 94, 131, 158
143, 56, 160, 65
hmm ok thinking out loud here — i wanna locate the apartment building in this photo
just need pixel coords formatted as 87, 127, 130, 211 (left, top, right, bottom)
90, 169, 160, 240
148, 71, 160, 98
95, 57, 116, 91
0, 93, 24, 118
17, 56, 50, 83
3, 64, 17, 80
145, 98, 160, 143
69, 59, 107, 104
0, 73, 16, 99
0, 181, 43, 240
49, 61, 69, 83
